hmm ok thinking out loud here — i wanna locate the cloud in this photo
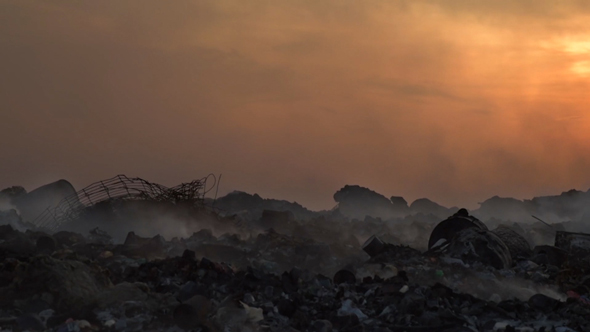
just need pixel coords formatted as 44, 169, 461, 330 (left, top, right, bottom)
1, 0, 589, 210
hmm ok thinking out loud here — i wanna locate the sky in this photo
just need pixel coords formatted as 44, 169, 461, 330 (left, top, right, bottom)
1, 0, 590, 211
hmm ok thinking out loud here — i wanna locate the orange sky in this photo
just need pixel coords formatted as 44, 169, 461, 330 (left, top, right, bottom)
1, 0, 589, 210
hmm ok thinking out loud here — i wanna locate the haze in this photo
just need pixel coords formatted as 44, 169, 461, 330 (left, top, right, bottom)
1, 0, 589, 211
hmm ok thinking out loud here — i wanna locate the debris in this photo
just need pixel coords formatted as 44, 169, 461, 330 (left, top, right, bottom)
531, 245, 568, 267
1, 179, 590, 331
36, 235, 58, 254
445, 227, 512, 269
337, 299, 367, 321
493, 225, 532, 260
173, 295, 210, 330
555, 231, 590, 264
362, 235, 386, 257
528, 293, 560, 312
333, 269, 356, 285
32, 175, 211, 231
428, 208, 487, 250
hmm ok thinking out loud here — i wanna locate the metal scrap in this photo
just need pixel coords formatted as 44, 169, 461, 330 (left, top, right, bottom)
33, 174, 212, 230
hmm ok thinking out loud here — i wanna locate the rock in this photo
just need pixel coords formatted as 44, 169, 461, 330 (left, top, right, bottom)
0, 224, 35, 255
356, 264, 398, 280
173, 295, 211, 330
53, 231, 87, 247
187, 229, 216, 243
399, 292, 426, 315
9, 256, 112, 313
36, 235, 58, 254
333, 269, 356, 285
213, 298, 263, 332
94, 282, 150, 309
290, 310, 311, 330
124, 231, 151, 246
277, 298, 297, 318
516, 260, 538, 271
528, 294, 560, 312
337, 299, 367, 321
310, 320, 333, 332
331, 313, 360, 330
181, 249, 196, 261
88, 227, 113, 245
16, 313, 46, 331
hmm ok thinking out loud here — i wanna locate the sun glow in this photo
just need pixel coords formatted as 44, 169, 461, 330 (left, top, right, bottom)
558, 37, 590, 77
571, 61, 590, 76
563, 40, 590, 54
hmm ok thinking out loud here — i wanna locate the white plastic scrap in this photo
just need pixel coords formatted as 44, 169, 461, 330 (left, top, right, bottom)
337, 299, 368, 321
240, 301, 264, 323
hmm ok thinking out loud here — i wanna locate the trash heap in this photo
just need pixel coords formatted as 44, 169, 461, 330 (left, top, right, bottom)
1, 206, 590, 332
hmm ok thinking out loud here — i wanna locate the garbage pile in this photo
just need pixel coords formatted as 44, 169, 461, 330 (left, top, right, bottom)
2, 200, 590, 331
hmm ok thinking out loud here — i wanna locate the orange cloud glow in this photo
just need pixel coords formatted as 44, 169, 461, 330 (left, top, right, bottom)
1, 0, 589, 210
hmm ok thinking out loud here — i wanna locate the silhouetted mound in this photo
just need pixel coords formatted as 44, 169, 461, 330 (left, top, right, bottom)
333, 185, 408, 220
473, 196, 533, 222
473, 189, 590, 224
214, 191, 265, 212
531, 189, 590, 220
211, 191, 317, 221
410, 198, 457, 218
390, 196, 410, 211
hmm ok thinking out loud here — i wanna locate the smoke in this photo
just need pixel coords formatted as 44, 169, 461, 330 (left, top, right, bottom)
457, 273, 566, 303
0, 198, 18, 214
58, 200, 243, 244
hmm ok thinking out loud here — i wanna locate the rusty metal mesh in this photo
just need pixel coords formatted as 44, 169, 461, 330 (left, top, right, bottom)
33, 174, 212, 230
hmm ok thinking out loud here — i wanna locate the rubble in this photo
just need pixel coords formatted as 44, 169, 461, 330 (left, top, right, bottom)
2, 179, 590, 331
0, 221, 587, 331
362, 235, 386, 258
